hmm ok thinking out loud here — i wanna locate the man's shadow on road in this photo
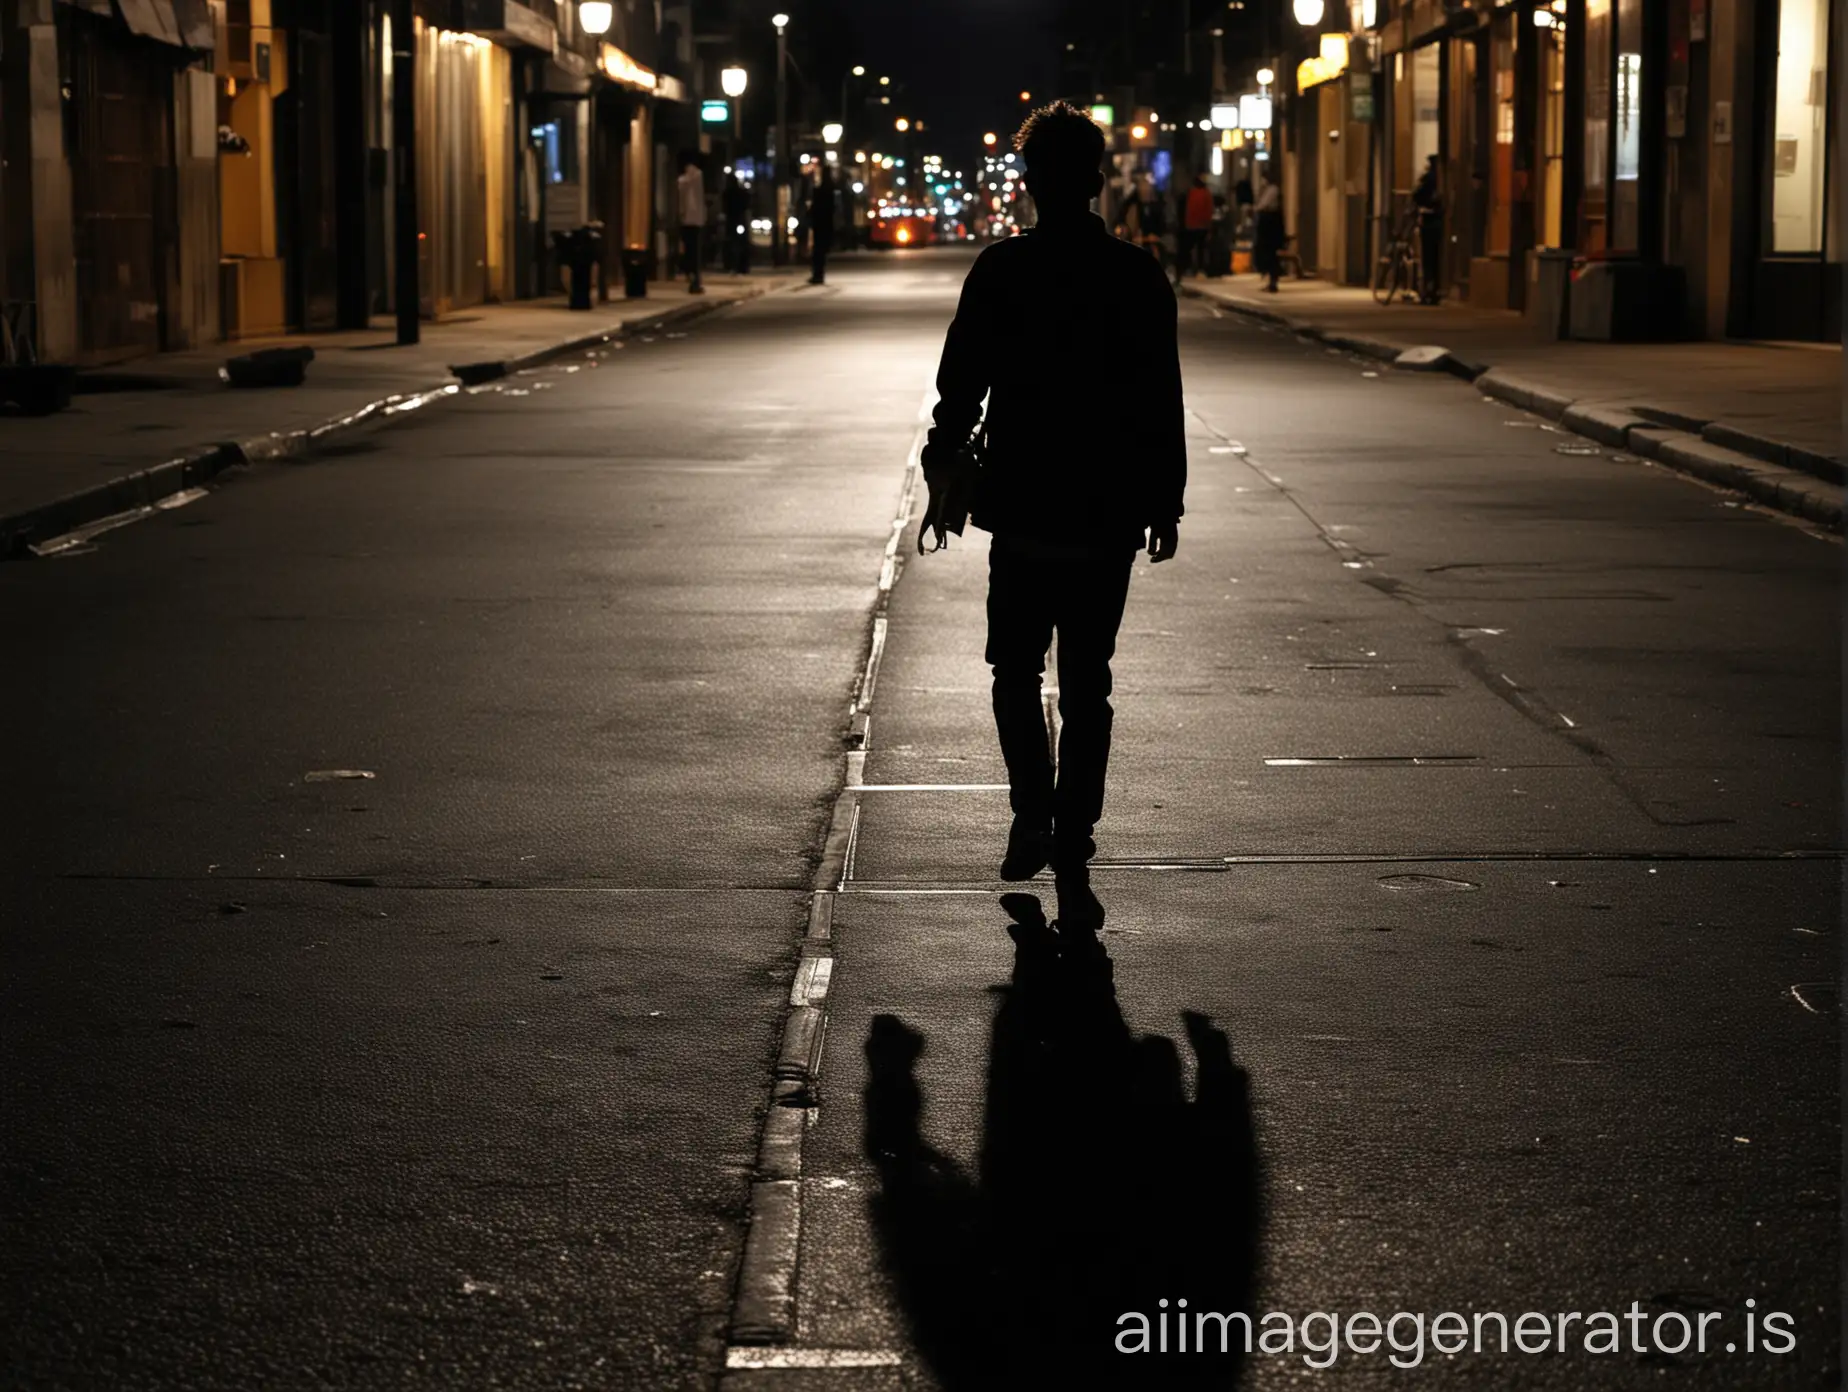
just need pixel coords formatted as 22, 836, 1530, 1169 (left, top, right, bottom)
864, 892, 1264, 1389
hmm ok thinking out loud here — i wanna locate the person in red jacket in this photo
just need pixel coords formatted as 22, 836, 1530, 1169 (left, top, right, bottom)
921, 101, 1186, 930
1180, 173, 1214, 278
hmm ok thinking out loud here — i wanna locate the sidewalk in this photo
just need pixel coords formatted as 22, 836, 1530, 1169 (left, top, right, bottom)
0, 274, 794, 556
1183, 275, 1843, 528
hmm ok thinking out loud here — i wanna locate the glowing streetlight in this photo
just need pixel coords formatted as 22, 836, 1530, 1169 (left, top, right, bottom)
1019, 90, 1032, 101
578, 0, 612, 34
1256, 66, 1275, 85
720, 66, 748, 97
895, 116, 910, 132
1292, 0, 1324, 23
878, 74, 891, 85
822, 121, 844, 144
983, 131, 997, 146
852, 64, 865, 76
771, 11, 789, 29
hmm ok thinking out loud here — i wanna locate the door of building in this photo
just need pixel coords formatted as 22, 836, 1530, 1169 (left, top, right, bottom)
1751, 0, 1841, 339
62, 8, 176, 363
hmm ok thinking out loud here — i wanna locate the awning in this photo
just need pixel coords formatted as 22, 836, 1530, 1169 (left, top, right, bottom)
460, 0, 558, 52
57, 0, 211, 49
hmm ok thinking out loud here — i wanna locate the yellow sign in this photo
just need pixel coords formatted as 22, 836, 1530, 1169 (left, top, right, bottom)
1297, 34, 1350, 90
601, 43, 657, 91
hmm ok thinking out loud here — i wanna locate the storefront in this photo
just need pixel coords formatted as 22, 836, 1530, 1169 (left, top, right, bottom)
413, 22, 516, 317
58, 0, 215, 362
1291, 36, 1374, 285
1750, 0, 1840, 338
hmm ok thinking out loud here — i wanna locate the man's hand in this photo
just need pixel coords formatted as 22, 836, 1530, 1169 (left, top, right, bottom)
1148, 520, 1180, 563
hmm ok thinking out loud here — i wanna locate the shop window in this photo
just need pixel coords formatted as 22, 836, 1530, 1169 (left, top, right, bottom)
533, 118, 578, 185
1769, 0, 1831, 253
1580, 0, 1611, 252
1488, 17, 1515, 254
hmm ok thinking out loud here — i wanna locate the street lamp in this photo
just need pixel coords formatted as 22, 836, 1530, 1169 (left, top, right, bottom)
720, 65, 747, 154
1255, 66, 1275, 86
983, 131, 997, 146
578, 0, 612, 35
895, 117, 910, 132
822, 122, 844, 145
1292, 0, 1325, 23
773, 14, 790, 266
852, 65, 865, 76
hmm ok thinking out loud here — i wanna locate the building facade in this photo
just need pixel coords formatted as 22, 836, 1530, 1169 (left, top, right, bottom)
1, 0, 685, 365
1265, 0, 1840, 339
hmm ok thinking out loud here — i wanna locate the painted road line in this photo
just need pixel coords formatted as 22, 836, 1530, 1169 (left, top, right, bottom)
726, 1348, 904, 1369
727, 389, 932, 1354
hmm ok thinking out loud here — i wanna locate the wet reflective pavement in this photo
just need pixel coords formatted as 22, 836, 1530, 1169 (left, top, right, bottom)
1, 251, 1838, 1389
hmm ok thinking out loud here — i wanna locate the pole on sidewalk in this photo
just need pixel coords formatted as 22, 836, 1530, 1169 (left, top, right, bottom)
391, 0, 419, 346
773, 18, 789, 268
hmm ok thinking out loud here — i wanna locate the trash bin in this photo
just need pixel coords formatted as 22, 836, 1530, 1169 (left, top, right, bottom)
1525, 248, 1575, 340
621, 247, 650, 300
552, 225, 604, 311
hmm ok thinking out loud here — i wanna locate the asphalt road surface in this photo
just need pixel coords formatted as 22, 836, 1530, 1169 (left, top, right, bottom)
2, 249, 1838, 1391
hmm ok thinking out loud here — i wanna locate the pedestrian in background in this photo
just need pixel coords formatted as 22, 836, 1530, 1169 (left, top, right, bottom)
808, 165, 837, 285
1253, 171, 1284, 292
921, 101, 1186, 932
1232, 173, 1255, 274
1181, 173, 1213, 278
722, 170, 751, 275
1413, 154, 1443, 303
676, 153, 707, 295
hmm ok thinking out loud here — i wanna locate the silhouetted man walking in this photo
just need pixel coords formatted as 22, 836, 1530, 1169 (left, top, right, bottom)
923, 101, 1185, 929
808, 166, 837, 284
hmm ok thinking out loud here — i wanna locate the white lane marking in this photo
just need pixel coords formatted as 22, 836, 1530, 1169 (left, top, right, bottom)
726, 1348, 904, 1369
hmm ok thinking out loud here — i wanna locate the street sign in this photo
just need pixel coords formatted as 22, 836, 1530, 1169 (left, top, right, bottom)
701, 100, 730, 124
1211, 103, 1239, 129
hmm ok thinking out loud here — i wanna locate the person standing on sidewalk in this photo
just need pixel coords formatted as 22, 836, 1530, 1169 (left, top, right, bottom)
1252, 171, 1284, 292
676, 154, 707, 295
921, 100, 1185, 930
722, 170, 751, 275
1180, 173, 1213, 277
1412, 154, 1443, 304
807, 166, 838, 285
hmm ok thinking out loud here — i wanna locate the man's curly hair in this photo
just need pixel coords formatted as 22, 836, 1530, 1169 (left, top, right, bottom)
1013, 100, 1107, 196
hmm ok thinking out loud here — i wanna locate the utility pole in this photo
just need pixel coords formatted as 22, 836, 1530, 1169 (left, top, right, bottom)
391, 0, 418, 345
773, 13, 790, 267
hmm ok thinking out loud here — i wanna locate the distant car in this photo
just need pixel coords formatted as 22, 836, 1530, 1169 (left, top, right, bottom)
867, 208, 939, 249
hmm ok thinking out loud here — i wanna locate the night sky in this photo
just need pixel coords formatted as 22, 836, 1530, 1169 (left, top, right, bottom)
833, 0, 1063, 164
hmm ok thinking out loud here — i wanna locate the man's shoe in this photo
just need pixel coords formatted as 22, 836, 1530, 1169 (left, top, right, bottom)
999, 820, 1054, 881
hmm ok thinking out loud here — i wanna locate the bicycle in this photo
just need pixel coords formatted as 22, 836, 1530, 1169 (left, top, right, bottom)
1371, 208, 1426, 305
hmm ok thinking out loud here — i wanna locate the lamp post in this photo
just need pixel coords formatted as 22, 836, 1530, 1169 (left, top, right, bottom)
772, 12, 790, 266
839, 64, 864, 144
391, 0, 417, 344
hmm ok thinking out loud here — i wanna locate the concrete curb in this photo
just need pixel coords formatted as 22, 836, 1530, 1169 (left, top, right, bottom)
2, 286, 782, 560
1184, 284, 1843, 532
1181, 283, 1484, 381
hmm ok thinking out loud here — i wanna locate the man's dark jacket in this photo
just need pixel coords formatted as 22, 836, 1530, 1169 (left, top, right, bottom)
925, 215, 1186, 553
